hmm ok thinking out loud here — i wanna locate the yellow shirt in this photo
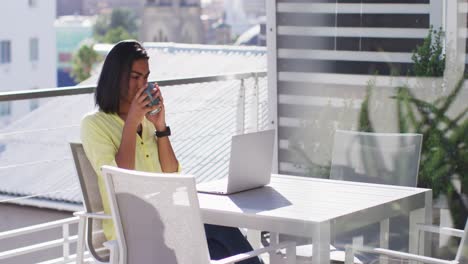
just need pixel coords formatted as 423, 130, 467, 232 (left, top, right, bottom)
80, 110, 177, 240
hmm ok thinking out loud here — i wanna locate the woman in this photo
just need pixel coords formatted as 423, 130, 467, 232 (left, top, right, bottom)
81, 40, 260, 264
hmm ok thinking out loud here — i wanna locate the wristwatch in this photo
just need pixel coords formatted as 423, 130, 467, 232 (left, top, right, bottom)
155, 126, 171, 138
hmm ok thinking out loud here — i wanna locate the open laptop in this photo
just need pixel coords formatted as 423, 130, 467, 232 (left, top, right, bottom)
196, 129, 275, 195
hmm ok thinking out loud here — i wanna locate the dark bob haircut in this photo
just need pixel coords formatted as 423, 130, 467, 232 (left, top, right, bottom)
95, 40, 149, 113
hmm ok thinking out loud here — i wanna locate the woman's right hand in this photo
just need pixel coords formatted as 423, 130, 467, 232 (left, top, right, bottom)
126, 84, 160, 128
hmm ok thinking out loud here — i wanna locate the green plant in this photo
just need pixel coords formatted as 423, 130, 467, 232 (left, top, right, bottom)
71, 44, 100, 83
358, 79, 376, 133
411, 25, 446, 77
359, 26, 468, 228
100, 26, 135, 44
93, 8, 138, 43
359, 78, 468, 228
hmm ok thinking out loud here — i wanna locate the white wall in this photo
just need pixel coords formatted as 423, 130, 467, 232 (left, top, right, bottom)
0, 0, 57, 127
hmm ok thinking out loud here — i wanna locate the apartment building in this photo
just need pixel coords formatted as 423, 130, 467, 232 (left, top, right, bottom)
0, 0, 57, 127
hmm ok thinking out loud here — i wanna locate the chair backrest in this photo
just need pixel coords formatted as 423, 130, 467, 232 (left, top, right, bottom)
330, 130, 423, 187
70, 142, 109, 262
455, 219, 468, 262
102, 165, 211, 264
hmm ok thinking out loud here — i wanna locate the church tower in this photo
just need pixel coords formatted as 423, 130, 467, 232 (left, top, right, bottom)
140, 0, 204, 43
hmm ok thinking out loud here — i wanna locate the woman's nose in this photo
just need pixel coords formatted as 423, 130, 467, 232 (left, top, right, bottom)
141, 80, 148, 88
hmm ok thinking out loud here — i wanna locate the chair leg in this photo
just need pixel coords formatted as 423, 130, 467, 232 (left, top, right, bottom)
345, 236, 363, 264
103, 240, 119, 264
247, 229, 262, 249
269, 232, 284, 264
284, 241, 296, 264
109, 248, 119, 264
344, 245, 354, 264
380, 219, 389, 264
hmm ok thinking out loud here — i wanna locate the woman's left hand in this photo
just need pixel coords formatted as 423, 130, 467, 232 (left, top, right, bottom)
145, 83, 166, 131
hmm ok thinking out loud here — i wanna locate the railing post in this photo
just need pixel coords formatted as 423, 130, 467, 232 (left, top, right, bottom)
62, 223, 70, 261
76, 216, 86, 264
252, 73, 259, 132
237, 78, 246, 134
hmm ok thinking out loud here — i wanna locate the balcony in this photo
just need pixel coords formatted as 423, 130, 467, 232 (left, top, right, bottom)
0, 70, 268, 263
1, 69, 467, 264
1, 1, 468, 263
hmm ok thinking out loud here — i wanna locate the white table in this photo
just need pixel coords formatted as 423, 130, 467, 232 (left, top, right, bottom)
198, 174, 432, 264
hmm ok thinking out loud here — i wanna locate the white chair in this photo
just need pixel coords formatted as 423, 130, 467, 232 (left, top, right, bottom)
279, 130, 423, 263
330, 130, 423, 187
345, 219, 468, 264
328, 130, 423, 253
101, 165, 297, 264
70, 142, 116, 264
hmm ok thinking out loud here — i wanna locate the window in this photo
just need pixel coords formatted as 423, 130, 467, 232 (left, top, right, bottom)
28, 0, 37, 7
0, 102, 11, 116
29, 87, 39, 111
0, 40, 11, 64
59, 52, 71, 63
29, 99, 39, 111
30, 38, 39, 62
181, 0, 199, 6
160, 0, 171, 6
159, 30, 163, 42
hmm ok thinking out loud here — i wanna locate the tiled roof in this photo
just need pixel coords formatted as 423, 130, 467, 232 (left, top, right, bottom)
0, 43, 267, 210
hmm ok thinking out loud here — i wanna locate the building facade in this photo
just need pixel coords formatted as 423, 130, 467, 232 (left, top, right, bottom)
242, 0, 265, 19
0, 1, 57, 127
140, 0, 204, 43
55, 15, 94, 87
56, 0, 84, 17
82, 0, 146, 16
57, 0, 147, 17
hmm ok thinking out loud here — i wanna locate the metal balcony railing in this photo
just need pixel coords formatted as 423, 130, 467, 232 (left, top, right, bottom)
0, 72, 266, 102
0, 71, 267, 263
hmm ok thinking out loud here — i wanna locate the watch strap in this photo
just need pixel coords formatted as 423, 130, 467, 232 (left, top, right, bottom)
155, 126, 171, 138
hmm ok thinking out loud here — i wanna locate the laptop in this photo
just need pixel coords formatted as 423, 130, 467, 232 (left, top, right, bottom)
196, 129, 275, 195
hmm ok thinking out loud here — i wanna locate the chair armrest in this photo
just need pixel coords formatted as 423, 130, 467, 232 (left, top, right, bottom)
103, 240, 118, 250
212, 241, 296, 264
74, 211, 112, 220
345, 245, 457, 264
103, 240, 119, 264
416, 223, 464, 238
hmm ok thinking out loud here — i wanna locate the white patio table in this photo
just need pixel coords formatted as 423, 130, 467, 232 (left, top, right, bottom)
197, 174, 432, 264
